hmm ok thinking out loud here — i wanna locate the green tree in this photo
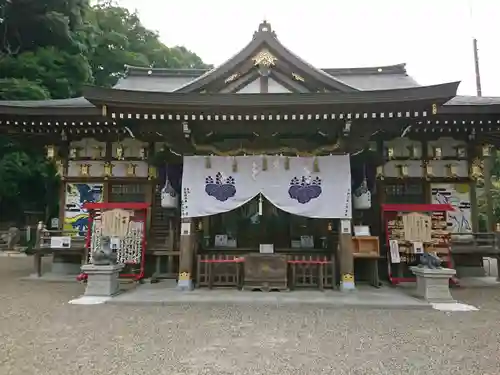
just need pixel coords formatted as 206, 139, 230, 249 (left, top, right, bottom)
88, 3, 209, 88
0, 0, 208, 223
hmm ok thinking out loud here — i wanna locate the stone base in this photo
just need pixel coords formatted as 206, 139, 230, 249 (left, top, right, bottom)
340, 273, 356, 292
455, 266, 486, 278
81, 264, 124, 297
410, 266, 457, 303
176, 278, 194, 291
52, 253, 82, 275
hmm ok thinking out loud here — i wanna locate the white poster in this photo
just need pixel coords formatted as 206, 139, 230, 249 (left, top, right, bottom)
50, 236, 71, 249
389, 240, 401, 263
181, 155, 352, 219
340, 219, 351, 234
431, 183, 472, 233
413, 241, 424, 254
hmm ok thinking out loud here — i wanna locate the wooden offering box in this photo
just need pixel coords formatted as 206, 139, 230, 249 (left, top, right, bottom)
352, 236, 380, 257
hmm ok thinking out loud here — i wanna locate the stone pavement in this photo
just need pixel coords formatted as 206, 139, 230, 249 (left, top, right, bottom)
108, 280, 431, 309
2, 257, 500, 375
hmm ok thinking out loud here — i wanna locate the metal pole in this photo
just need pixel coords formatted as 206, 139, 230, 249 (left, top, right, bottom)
473, 38, 482, 97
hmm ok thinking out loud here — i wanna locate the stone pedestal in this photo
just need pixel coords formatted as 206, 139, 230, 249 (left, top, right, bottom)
410, 267, 457, 303
81, 264, 124, 297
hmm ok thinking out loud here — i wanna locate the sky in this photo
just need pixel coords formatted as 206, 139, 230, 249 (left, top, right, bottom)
116, 0, 500, 96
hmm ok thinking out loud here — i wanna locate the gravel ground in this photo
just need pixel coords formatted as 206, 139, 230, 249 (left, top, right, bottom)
1, 257, 500, 375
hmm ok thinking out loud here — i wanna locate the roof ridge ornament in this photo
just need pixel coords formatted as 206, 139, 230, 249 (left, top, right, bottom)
253, 20, 277, 38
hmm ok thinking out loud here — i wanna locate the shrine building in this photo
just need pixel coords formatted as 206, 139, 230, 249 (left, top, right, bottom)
1, 21, 500, 290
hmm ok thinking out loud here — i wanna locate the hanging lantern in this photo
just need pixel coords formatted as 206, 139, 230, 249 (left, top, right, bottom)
397, 164, 409, 178
205, 156, 211, 168
148, 166, 157, 180
126, 163, 137, 177
55, 160, 64, 177
386, 147, 395, 160
46, 145, 56, 160
262, 156, 268, 171
103, 162, 114, 177
424, 162, 434, 180
284, 156, 290, 170
470, 158, 482, 179
432, 146, 442, 160
232, 157, 238, 172
161, 176, 179, 208
446, 164, 458, 178
353, 179, 371, 210
376, 165, 385, 180
139, 146, 147, 160
482, 145, 492, 157
116, 144, 124, 160
407, 144, 420, 159
79, 164, 90, 177
69, 147, 78, 159
455, 146, 467, 158
313, 157, 320, 172
92, 145, 103, 160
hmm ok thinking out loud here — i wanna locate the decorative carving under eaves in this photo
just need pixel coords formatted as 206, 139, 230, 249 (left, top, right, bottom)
292, 73, 304, 82
224, 73, 240, 83
252, 49, 277, 67
189, 137, 340, 157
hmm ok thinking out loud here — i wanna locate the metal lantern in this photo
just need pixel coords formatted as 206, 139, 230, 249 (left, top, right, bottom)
397, 164, 409, 178
471, 158, 482, 179
455, 146, 467, 158
386, 147, 395, 160
424, 162, 434, 180
407, 144, 420, 159
116, 144, 124, 160
148, 166, 157, 180
126, 163, 137, 177
79, 164, 90, 176
482, 145, 491, 157
446, 164, 458, 178
92, 146, 103, 160
139, 147, 147, 160
104, 162, 114, 177
46, 145, 56, 159
376, 165, 385, 180
432, 146, 442, 160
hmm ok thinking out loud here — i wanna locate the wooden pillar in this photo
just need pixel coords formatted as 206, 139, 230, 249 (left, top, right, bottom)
338, 219, 355, 291
177, 217, 195, 290
483, 148, 495, 232
465, 142, 480, 232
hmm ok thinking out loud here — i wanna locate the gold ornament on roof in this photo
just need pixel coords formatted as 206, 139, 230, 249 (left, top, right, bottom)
252, 49, 277, 67
292, 73, 304, 82
225, 73, 240, 84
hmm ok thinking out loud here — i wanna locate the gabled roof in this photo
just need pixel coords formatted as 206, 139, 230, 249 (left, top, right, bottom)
84, 81, 460, 109
113, 63, 421, 93
174, 21, 359, 93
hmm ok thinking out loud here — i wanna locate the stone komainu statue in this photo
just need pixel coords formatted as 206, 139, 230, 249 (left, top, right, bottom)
419, 252, 442, 269
1, 227, 20, 250
91, 236, 117, 265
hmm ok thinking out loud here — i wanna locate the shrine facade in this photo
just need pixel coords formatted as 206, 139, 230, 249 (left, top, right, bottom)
1, 21, 500, 289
